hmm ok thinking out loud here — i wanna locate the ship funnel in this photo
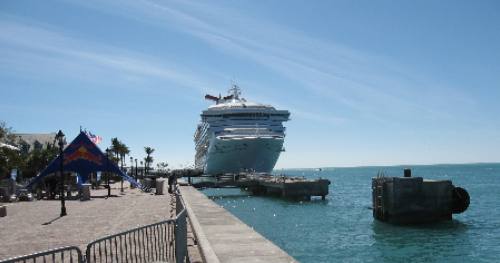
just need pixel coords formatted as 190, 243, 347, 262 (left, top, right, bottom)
205, 94, 219, 103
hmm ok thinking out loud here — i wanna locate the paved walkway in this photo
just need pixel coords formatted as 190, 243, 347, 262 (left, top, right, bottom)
0, 183, 173, 260
180, 185, 297, 263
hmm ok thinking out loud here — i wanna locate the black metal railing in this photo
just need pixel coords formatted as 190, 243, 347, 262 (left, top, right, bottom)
0, 189, 188, 263
0, 246, 83, 263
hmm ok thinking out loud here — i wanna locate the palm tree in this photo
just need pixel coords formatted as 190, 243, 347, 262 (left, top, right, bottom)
144, 147, 155, 175
110, 138, 121, 164
118, 142, 130, 169
110, 138, 130, 169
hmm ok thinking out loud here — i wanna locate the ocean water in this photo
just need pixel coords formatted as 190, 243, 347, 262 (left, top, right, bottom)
202, 163, 500, 263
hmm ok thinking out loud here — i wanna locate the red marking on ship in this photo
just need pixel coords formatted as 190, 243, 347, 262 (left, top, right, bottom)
64, 145, 102, 165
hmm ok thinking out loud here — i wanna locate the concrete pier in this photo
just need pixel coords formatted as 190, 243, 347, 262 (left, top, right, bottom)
180, 185, 297, 263
191, 173, 330, 200
372, 169, 470, 224
250, 176, 330, 200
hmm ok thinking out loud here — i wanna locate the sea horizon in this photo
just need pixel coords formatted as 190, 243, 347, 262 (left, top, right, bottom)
275, 161, 500, 171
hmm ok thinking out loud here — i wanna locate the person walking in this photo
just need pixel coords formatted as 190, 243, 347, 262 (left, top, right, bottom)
168, 174, 174, 194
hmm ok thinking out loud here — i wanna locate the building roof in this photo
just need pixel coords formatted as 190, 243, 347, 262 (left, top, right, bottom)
0, 142, 19, 150
14, 133, 57, 149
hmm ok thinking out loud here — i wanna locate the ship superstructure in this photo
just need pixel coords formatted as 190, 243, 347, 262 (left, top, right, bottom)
194, 85, 290, 175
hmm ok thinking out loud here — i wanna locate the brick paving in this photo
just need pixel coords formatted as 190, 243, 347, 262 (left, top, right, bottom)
0, 183, 172, 260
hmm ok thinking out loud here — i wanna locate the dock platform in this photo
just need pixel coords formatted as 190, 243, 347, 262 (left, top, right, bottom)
180, 185, 297, 263
190, 173, 331, 200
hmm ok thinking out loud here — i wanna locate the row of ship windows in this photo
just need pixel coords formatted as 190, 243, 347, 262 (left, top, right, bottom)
203, 118, 284, 122
204, 113, 287, 117
203, 115, 288, 120
204, 120, 286, 125
211, 126, 283, 129
214, 129, 284, 134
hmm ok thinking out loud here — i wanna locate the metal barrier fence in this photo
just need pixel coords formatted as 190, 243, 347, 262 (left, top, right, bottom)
85, 189, 187, 263
1, 189, 187, 263
85, 219, 176, 263
0, 246, 83, 263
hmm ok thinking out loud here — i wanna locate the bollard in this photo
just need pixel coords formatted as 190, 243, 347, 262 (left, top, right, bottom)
155, 180, 164, 195
0, 205, 6, 217
81, 184, 91, 201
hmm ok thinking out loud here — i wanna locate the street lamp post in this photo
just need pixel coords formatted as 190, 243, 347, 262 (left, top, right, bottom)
120, 160, 124, 194
55, 130, 67, 217
128, 156, 134, 189
105, 148, 111, 198
135, 158, 138, 180
129, 157, 133, 175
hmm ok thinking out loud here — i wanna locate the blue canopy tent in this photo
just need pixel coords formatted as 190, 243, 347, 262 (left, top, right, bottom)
27, 132, 143, 190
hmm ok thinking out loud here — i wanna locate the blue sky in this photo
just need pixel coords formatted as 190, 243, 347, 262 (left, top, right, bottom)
1, 0, 499, 168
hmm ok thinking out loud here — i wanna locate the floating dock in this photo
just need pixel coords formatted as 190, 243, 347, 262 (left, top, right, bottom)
190, 173, 331, 200
372, 169, 470, 224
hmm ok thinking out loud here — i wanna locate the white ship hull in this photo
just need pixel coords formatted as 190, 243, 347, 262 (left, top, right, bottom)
194, 85, 289, 175
202, 136, 284, 175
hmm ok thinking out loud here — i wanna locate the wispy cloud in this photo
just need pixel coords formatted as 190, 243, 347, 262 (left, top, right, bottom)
2, 0, 478, 128
0, 16, 219, 94
61, 0, 476, 126
2, 0, 497, 167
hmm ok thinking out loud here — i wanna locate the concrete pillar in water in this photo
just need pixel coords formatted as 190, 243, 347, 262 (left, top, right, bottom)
372, 169, 470, 224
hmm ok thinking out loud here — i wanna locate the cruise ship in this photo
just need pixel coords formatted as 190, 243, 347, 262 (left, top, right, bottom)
194, 85, 290, 175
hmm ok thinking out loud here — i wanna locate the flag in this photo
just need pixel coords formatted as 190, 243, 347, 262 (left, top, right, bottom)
85, 131, 102, 145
